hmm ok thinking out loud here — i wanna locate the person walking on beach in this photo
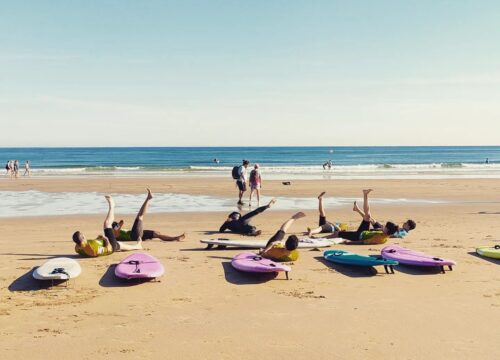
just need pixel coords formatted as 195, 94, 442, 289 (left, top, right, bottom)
317, 189, 398, 245
23, 160, 30, 177
13, 160, 19, 178
236, 159, 249, 205
72, 195, 144, 257
5, 161, 11, 177
219, 198, 276, 236
249, 164, 262, 206
259, 211, 306, 262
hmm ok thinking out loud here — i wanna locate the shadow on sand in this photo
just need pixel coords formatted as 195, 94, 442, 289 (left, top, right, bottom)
315, 256, 378, 277
8, 267, 68, 291
0, 253, 82, 261
221, 261, 282, 285
468, 251, 500, 265
98, 264, 161, 287
393, 264, 450, 275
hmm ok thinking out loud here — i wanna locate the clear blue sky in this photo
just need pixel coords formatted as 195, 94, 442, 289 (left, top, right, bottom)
1, 0, 499, 146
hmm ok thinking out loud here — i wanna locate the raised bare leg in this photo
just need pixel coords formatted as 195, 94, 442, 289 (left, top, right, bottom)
136, 188, 153, 221
104, 195, 115, 229
362, 189, 373, 221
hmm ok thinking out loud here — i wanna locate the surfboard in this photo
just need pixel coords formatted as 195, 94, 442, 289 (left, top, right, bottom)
201, 237, 341, 249
115, 253, 164, 280
323, 250, 398, 274
476, 245, 500, 259
231, 252, 291, 279
33, 257, 82, 281
381, 245, 456, 273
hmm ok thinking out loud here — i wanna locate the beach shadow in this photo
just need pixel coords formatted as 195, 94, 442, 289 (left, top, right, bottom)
8, 267, 67, 291
315, 257, 378, 278
468, 251, 500, 265
221, 261, 280, 285
394, 264, 448, 275
0, 253, 82, 261
477, 212, 500, 215
98, 264, 160, 287
200, 231, 222, 235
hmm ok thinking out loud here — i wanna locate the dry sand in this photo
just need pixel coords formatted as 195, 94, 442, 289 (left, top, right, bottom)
0, 177, 499, 359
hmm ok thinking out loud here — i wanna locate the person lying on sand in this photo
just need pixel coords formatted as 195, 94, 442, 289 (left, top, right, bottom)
258, 212, 306, 262
352, 200, 416, 238
72, 195, 143, 257
112, 192, 186, 243
307, 192, 347, 236
322, 189, 399, 245
219, 198, 276, 236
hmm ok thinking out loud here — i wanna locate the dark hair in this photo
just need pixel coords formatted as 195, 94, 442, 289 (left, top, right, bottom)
112, 221, 119, 229
243, 160, 250, 165
406, 219, 416, 231
385, 222, 399, 236
72, 231, 84, 245
229, 211, 241, 220
285, 235, 299, 251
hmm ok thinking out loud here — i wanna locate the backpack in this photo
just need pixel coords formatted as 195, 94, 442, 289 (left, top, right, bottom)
249, 169, 257, 184
232, 166, 240, 180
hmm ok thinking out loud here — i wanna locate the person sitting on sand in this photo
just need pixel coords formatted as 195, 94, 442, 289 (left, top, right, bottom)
258, 212, 306, 262
219, 198, 276, 236
323, 189, 399, 245
351, 201, 416, 238
72, 195, 143, 257
307, 192, 347, 236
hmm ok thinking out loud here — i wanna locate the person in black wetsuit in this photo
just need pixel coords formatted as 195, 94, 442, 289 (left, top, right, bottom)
219, 198, 276, 236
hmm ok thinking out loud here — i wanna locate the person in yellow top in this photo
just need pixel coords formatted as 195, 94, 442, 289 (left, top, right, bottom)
325, 189, 399, 245
258, 211, 306, 262
72, 192, 152, 257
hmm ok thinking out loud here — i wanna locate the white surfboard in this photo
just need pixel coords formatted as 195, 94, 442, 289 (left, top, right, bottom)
33, 257, 82, 280
200, 237, 342, 249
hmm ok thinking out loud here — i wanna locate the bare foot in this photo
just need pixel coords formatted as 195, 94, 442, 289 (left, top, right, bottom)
176, 233, 186, 241
146, 188, 153, 200
353, 201, 361, 212
105, 195, 114, 207
363, 189, 373, 196
318, 191, 326, 199
292, 212, 306, 220
307, 227, 312, 237
268, 198, 277, 208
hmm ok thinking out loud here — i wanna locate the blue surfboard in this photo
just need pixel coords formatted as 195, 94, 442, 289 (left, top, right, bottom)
323, 250, 398, 274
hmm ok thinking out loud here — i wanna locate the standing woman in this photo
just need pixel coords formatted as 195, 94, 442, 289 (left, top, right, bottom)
13, 160, 19, 178
249, 164, 262, 206
5, 161, 11, 177
24, 160, 30, 176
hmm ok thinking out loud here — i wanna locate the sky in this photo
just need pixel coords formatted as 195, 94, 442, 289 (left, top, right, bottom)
1, 0, 499, 147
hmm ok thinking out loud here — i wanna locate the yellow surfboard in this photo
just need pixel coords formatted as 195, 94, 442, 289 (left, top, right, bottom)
476, 246, 500, 259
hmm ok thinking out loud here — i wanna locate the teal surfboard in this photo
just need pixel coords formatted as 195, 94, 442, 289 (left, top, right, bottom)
324, 250, 398, 274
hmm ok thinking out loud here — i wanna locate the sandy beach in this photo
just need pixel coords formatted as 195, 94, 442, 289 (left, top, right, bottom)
0, 177, 499, 360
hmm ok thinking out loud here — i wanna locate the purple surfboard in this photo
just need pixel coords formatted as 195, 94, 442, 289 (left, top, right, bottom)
231, 252, 291, 278
115, 253, 164, 280
381, 245, 456, 272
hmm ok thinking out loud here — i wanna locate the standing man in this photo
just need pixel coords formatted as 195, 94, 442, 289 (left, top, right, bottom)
237, 160, 249, 205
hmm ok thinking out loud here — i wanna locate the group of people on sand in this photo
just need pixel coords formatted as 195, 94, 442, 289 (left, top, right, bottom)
217, 189, 416, 262
234, 159, 263, 206
5, 160, 30, 178
72, 189, 185, 257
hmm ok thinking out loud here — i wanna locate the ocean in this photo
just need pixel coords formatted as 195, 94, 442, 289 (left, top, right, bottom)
1, 146, 499, 179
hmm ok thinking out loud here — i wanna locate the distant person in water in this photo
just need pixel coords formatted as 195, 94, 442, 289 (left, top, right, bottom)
236, 159, 250, 205
219, 198, 276, 236
249, 163, 262, 206
259, 211, 306, 262
486, 158, 489, 164
23, 160, 30, 177
307, 192, 343, 236
112, 191, 185, 242
213, 158, 220, 164
322, 160, 332, 170
323, 189, 399, 245
72, 195, 143, 257
351, 200, 416, 238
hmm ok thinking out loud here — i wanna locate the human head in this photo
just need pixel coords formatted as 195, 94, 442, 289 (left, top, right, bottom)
254, 163, 259, 169
242, 160, 250, 167
285, 235, 299, 251
228, 211, 241, 221
403, 219, 416, 232
72, 231, 85, 245
383, 222, 399, 236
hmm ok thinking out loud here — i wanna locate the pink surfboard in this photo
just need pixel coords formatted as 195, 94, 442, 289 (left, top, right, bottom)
115, 253, 164, 280
231, 252, 291, 279
381, 245, 456, 273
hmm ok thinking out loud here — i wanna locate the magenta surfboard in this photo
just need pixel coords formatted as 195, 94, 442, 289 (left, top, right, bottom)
115, 253, 164, 279
381, 245, 456, 273
231, 252, 291, 279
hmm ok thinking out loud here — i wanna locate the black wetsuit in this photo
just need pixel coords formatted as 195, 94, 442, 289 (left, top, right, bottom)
219, 205, 269, 235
